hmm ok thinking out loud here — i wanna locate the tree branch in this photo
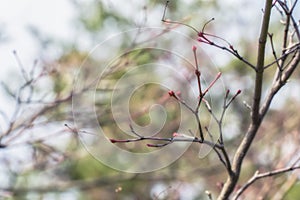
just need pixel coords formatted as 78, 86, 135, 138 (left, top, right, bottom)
217, 0, 273, 199
232, 165, 300, 200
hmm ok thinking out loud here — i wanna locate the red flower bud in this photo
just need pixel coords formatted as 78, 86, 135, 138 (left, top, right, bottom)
110, 139, 117, 143
197, 37, 205, 42
110, 139, 128, 143
198, 32, 204, 37
192, 45, 197, 51
173, 132, 181, 137
168, 90, 175, 97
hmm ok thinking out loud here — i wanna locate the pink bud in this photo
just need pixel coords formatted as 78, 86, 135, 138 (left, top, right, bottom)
164, 19, 171, 24
173, 132, 180, 137
192, 45, 197, 51
168, 90, 179, 100
226, 89, 230, 95
197, 37, 205, 42
198, 32, 204, 37
168, 90, 175, 97
110, 139, 128, 143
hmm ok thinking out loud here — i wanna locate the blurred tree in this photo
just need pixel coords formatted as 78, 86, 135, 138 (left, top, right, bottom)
0, 0, 299, 200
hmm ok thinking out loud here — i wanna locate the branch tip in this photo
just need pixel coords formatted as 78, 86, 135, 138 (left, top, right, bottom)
146, 143, 157, 147
110, 139, 117, 143
168, 90, 178, 100
192, 45, 197, 51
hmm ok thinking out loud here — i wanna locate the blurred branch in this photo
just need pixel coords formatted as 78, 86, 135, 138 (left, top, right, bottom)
0, 174, 176, 195
162, 1, 256, 71
233, 164, 300, 200
111, 132, 223, 149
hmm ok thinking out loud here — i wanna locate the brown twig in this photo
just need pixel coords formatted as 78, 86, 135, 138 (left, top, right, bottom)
232, 164, 300, 200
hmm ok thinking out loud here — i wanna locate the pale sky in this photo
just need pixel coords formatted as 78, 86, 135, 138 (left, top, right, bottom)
0, 0, 75, 78
0, 1, 77, 129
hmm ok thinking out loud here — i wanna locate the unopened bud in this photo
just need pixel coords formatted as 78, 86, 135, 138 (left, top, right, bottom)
192, 45, 197, 51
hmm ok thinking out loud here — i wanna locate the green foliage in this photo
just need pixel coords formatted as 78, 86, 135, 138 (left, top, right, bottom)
53, 73, 67, 95
284, 181, 300, 200
73, 0, 130, 34
68, 155, 115, 180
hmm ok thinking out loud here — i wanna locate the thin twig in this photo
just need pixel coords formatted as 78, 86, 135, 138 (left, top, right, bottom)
111, 127, 224, 149
233, 164, 300, 200
264, 44, 299, 69
161, 1, 199, 34
162, 1, 256, 71
268, 33, 282, 70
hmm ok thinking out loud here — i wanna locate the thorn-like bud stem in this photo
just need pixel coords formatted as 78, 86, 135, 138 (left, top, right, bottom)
168, 90, 178, 100
192, 45, 197, 51
110, 139, 128, 143
198, 32, 204, 37
110, 139, 117, 143
232, 89, 242, 100
147, 143, 168, 147
193, 46, 202, 97
197, 37, 205, 43
168, 90, 175, 96
226, 89, 230, 98
226, 89, 242, 108
146, 144, 156, 147
202, 72, 222, 96
232, 89, 242, 99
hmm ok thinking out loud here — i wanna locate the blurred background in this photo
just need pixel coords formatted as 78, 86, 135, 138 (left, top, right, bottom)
0, 0, 299, 199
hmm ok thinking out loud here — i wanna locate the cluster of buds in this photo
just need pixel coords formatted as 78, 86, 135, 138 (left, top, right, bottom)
109, 2, 243, 148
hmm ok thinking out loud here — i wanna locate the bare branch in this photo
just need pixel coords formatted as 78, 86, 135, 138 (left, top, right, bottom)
217, 1, 274, 199
110, 133, 223, 149
233, 164, 300, 200
0, 174, 168, 195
